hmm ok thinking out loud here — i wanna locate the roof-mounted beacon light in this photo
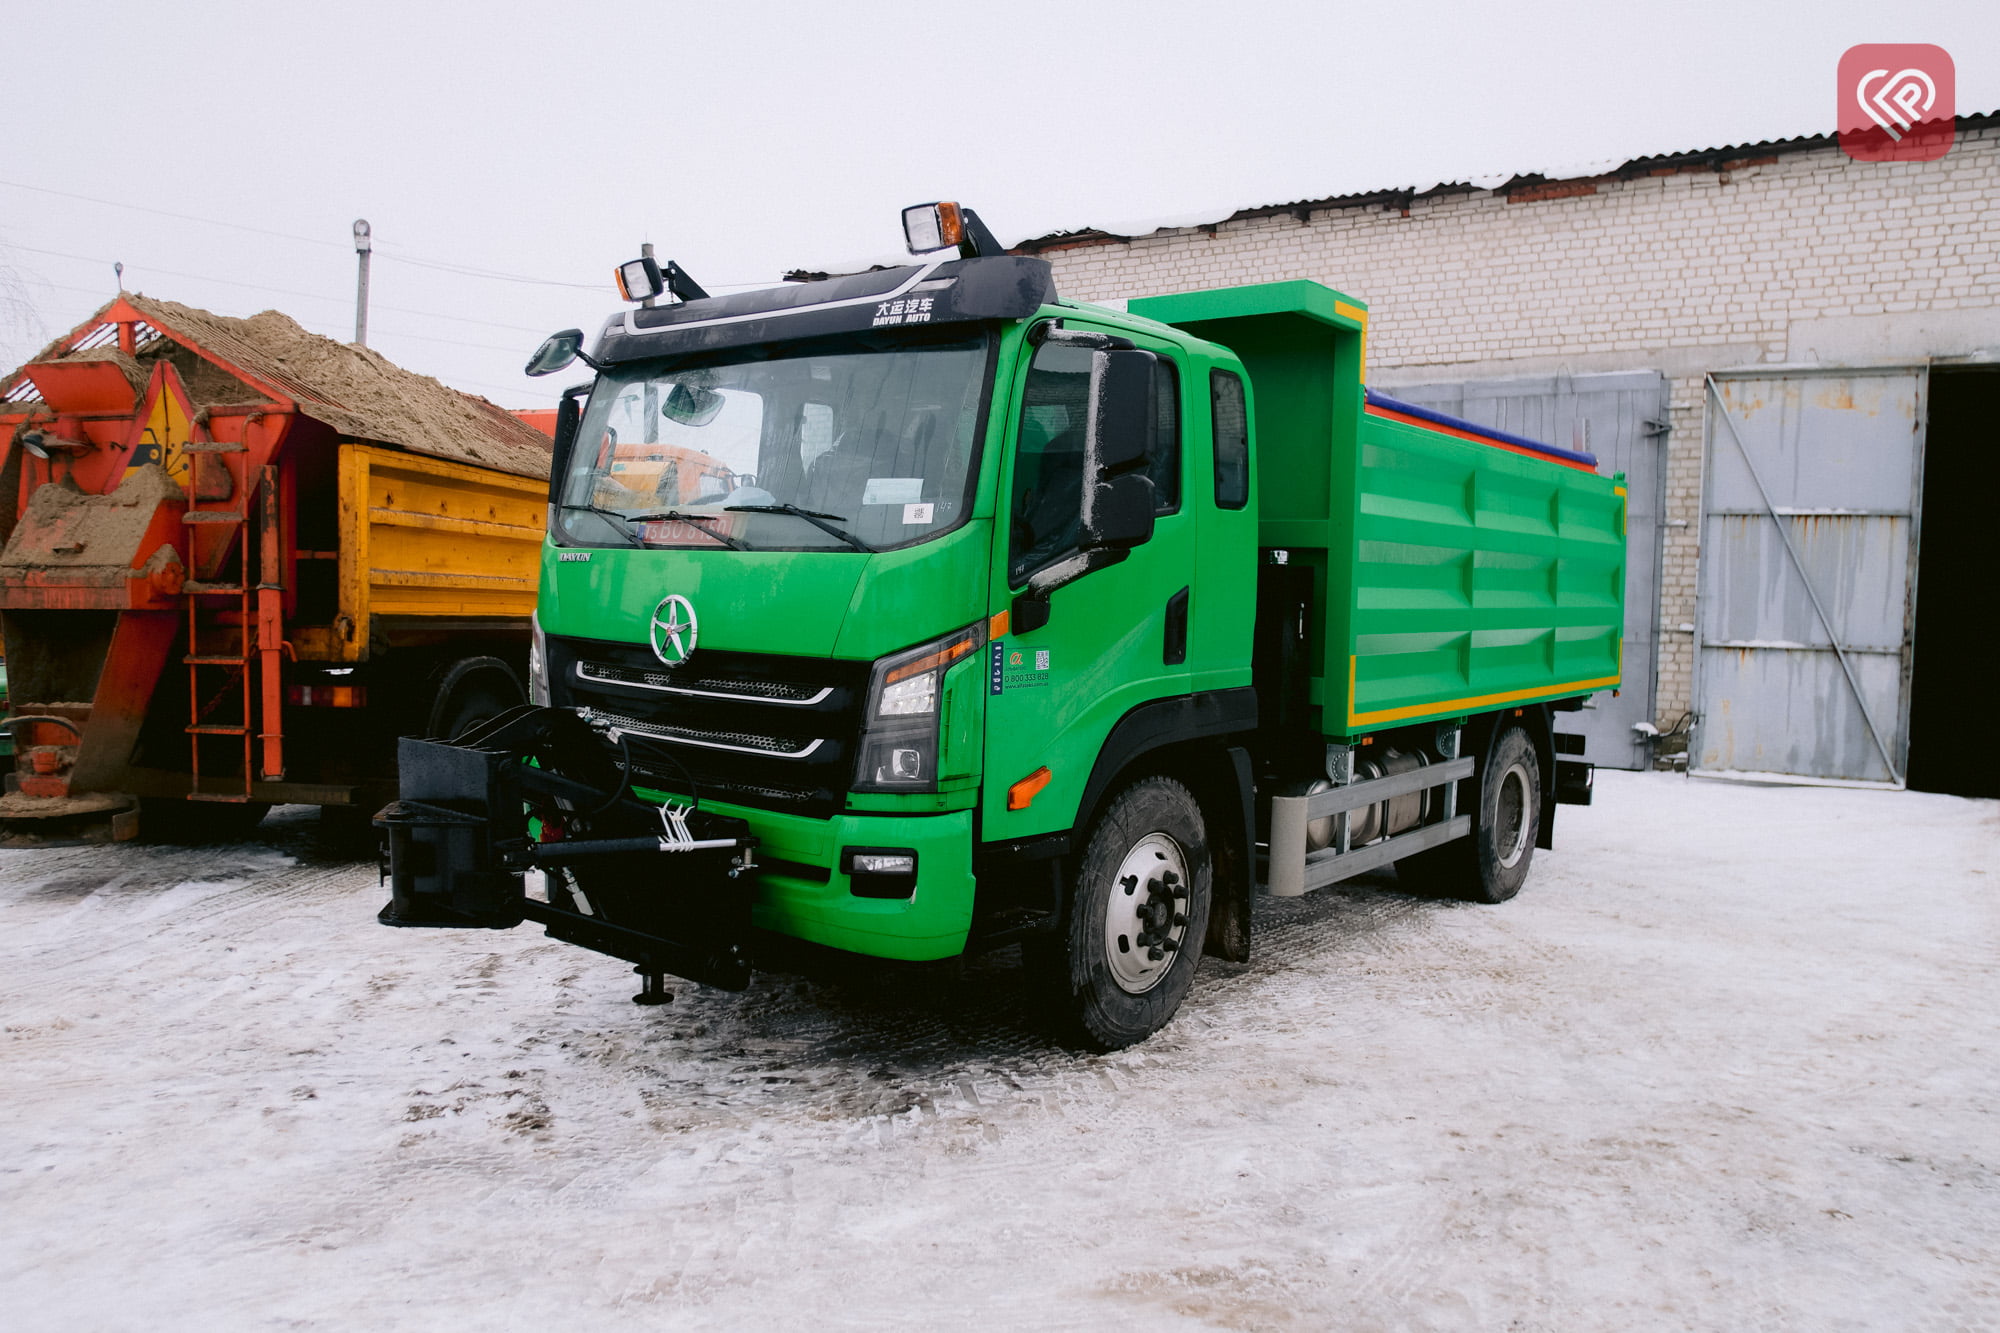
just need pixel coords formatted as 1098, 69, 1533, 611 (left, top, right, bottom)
616, 256, 665, 303
616, 254, 712, 305
901, 201, 1004, 259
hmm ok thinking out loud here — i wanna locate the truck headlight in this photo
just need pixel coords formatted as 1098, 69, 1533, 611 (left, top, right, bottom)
529, 611, 550, 706
853, 622, 984, 792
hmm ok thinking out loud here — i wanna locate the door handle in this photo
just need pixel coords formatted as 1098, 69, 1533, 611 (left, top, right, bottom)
1163, 586, 1190, 665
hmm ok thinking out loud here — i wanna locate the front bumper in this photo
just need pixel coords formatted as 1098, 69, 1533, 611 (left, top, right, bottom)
375, 707, 978, 990
725, 800, 976, 962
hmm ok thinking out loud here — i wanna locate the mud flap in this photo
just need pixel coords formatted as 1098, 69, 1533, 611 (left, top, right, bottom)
1555, 759, 1595, 806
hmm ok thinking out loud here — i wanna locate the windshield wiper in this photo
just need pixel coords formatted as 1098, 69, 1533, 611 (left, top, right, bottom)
627, 509, 748, 549
568, 504, 646, 546
724, 503, 876, 552
566, 505, 746, 549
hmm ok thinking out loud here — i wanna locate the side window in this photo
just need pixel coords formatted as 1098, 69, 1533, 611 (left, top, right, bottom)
1211, 369, 1249, 510
1008, 342, 1180, 584
1009, 343, 1090, 583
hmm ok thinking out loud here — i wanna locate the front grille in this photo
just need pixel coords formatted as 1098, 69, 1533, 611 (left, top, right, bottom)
579, 708, 826, 758
550, 635, 869, 819
576, 661, 832, 704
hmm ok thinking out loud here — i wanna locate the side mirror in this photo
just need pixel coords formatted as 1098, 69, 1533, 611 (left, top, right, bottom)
525, 329, 587, 377
1079, 348, 1158, 550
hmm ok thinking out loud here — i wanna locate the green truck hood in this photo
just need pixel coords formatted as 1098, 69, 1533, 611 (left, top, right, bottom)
537, 520, 992, 661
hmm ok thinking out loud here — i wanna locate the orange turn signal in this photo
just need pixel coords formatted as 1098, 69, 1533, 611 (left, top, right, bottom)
901, 201, 966, 254
1007, 766, 1053, 811
883, 633, 979, 685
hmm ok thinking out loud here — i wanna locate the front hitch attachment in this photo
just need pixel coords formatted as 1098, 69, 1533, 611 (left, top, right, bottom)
375, 706, 761, 994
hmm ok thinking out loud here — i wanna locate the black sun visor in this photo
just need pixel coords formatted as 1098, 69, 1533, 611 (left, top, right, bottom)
592, 256, 1054, 364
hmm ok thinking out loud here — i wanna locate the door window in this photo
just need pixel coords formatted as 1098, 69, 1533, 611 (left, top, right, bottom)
1008, 342, 1180, 584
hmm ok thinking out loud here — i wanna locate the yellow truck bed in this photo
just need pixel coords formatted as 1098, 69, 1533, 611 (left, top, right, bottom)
296, 444, 547, 662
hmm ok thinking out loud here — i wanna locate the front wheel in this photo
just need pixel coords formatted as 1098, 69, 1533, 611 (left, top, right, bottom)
1038, 775, 1213, 1050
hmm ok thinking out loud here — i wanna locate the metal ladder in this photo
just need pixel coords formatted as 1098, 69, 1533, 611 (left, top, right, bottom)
180, 447, 283, 802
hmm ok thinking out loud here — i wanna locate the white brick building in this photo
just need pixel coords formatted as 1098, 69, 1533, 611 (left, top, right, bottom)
1013, 118, 2000, 791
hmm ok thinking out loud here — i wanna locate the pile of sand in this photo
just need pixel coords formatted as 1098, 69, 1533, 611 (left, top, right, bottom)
93, 296, 549, 480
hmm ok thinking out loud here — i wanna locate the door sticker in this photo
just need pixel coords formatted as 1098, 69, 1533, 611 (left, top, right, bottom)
989, 640, 1052, 692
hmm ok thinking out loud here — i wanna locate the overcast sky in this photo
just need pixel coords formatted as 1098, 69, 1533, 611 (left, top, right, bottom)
3, 0, 1995, 408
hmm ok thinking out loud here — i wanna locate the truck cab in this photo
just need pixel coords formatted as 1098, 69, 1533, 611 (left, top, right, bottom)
380, 203, 1623, 1048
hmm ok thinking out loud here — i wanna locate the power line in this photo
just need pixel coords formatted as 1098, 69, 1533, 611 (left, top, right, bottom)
0, 178, 348, 250
8, 277, 525, 361
0, 178, 784, 293
377, 252, 776, 292
448, 376, 563, 403
3, 241, 558, 334
379, 253, 605, 291
0, 178, 612, 289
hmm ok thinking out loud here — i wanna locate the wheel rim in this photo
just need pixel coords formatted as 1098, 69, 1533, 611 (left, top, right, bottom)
1495, 762, 1532, 869
1102, 832, 1191, 995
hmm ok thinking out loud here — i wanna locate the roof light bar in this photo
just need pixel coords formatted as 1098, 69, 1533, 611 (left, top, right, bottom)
902, 201, 964, 254
616, 256, 665, 303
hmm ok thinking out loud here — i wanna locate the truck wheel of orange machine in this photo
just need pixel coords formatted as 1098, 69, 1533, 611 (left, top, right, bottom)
429, 657, 526, 742
138, 796, 272, 843
1401, 725, 1540, 904
1042, 775, 1213, 1051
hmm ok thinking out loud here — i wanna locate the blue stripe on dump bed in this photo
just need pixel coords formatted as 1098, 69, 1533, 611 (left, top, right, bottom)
1363, 389, 1599, 467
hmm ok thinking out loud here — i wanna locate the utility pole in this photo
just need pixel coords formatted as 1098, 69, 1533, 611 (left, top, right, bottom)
352, 219, 373, 346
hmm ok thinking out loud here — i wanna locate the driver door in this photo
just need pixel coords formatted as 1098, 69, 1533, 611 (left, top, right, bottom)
981, 333, 1196, 840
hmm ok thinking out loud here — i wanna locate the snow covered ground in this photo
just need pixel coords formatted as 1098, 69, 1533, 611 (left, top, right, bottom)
2, 771, 1994, 1331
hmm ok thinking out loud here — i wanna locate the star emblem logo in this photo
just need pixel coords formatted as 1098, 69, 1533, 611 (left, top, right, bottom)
649, 594, 698, 667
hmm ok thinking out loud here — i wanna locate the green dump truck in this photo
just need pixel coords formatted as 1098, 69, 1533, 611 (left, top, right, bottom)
378, 203, 1624, 1048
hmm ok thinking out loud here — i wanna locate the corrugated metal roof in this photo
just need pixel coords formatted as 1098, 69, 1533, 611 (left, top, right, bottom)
1009, 112, 2000, 255
784, 112, 1999, 278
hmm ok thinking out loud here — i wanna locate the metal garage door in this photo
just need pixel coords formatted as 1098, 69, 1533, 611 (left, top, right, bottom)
1694, 370, 1927, 786
1388, 371, 1668, 770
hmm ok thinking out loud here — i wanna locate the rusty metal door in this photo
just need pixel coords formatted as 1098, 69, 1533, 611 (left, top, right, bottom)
1386, 371, 1668, 770
1693, 370, 1927, 786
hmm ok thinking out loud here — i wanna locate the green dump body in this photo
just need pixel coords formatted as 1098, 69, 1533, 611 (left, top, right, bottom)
1131, 281, 1626, 742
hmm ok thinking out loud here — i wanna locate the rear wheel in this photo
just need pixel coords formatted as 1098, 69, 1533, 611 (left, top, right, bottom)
1399, 725, 1540, 903
1038, 775, 1212, 1050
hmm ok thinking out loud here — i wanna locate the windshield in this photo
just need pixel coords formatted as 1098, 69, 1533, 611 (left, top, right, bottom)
557, 328, 994, 551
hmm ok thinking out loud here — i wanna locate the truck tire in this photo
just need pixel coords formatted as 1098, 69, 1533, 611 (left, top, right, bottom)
1039, 775, 1213, 1050
1400, 724, 1540, 904
139, 796, 272, 843
430, 657, 525, 741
